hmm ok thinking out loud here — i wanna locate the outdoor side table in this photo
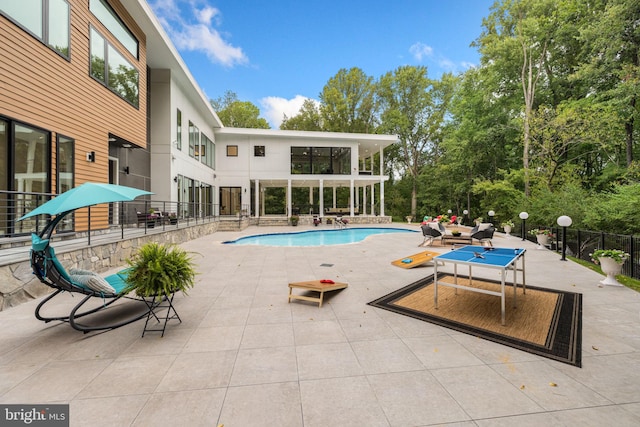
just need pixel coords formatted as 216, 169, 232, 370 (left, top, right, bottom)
288, 280, 348, 307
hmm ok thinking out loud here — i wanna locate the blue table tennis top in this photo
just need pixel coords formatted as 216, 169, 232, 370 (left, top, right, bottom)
435, 245, 525, 268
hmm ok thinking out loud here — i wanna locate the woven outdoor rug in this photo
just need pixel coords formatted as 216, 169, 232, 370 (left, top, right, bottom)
368, 274, 582, 367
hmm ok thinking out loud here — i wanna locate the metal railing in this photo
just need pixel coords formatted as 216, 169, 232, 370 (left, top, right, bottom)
0, 190, 218, 242
514, 225, 639, 280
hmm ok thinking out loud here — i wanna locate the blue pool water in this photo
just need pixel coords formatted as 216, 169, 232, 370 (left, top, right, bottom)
224, 227, 415, 247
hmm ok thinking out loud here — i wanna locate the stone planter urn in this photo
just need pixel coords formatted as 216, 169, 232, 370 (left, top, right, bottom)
598, 257, 624, 287
503, 225, 512, 235
536, 234, 549, 248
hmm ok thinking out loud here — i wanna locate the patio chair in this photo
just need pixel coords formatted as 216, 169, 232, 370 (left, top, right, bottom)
420, 222, 445, 246
29, 233, 156, 333
470, 223, 495, 246
335, 216, 348, 228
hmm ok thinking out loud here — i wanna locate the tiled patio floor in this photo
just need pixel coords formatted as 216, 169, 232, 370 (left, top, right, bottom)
1, 225, 640, 426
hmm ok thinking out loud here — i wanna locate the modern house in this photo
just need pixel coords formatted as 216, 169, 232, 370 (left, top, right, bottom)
0, 0, 395, 237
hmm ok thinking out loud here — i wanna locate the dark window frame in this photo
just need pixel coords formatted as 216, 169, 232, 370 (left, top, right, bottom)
226, 145, 238, 157
0, 0, 71, 60
254, 145, 265, 157
89, 25, 139, 108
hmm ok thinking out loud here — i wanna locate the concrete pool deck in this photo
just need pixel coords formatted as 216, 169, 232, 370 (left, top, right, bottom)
1, 224, 640, 426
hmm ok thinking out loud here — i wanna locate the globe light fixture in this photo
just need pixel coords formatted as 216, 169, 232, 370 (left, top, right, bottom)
519, 212, 529, 241
488, 210, 495, 226
557, 215, 573, 261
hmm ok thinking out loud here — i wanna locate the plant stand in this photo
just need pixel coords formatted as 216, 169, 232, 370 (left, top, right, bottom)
598, 257, 624, 287
141, 292, 182, 337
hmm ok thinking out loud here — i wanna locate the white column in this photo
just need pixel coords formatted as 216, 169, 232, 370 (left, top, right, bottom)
370, 184, 374, 216
349, 179, 355, 217
254, 179, 260, 218
332, 187, 337, 208
363, 185, 368, 216
319, 180, 324, 217
379, 180, 384, 216
309, 186, 314, 215
287, 180, 292, 216
379, 146, 385, 217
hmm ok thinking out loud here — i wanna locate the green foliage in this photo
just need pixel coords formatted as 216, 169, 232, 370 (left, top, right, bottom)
582, 184, 640, 235
280, 99, 323, 130
591, 249, 630, 264
210, 90, 270, 128
319, 67, 378, 133
124, 242, 197, 298
471, 176, 524, 225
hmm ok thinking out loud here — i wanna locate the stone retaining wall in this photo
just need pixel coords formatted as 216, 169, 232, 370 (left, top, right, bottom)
0, 222, 219, 311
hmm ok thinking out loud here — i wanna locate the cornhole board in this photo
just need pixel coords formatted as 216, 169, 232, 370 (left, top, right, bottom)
391, 250, 439, 269
288, 280, 348, 307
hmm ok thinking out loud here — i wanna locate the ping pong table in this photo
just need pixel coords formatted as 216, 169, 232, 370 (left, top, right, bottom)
434, 246, 526, 325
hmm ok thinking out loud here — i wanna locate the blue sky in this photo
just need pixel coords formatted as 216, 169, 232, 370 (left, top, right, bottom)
149, 0, 495, 128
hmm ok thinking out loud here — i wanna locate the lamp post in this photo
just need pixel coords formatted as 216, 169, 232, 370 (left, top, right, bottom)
463, 209, 468, 226
557, 215, 572, 261
519, 212, 529, 241
488, 210, 495, 226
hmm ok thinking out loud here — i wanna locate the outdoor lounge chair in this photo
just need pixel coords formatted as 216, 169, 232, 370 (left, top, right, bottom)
420, 222, 445, 246
30, 233, 156, 333
470, 223, 495, 246
335, 216, 348, 228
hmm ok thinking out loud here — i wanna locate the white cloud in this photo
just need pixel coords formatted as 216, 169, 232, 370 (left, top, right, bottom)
150, 0, 248, 67
260, 95, 317, 129
409, 42, 434, 61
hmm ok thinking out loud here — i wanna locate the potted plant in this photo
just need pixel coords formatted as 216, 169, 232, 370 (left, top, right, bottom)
437, 214, 450, 224
529, 228, 553, 247
146, 209, 158, 228
123, 242, 197, 299
451, 229, 462, 237
474, 217, 483, 226
168, 212, 178, 225
591, 249, 629, 287
405, 215, 413, 224
290, 215, 299, 226
501, 220, 515, 235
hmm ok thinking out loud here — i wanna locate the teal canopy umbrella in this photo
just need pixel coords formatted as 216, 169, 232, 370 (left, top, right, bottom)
17, 182, 153, 221
18, 182, 154, 245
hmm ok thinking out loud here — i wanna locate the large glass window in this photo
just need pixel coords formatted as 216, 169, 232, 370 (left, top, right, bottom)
1, 0, 70, 58
201, 133, 214, 168
0, 119, 7, 192
291, 146, 351, 175
90, 26, 139, 107
188, 121, 198, 158
107, 44, 138, 105
56, 135, 73, 232
1, 0, 43, 39
176, 109, 182, 150
48, 0, 69, 56
56, 135, 74, 194
89, 0, 138, 58
14, 123, 49, 193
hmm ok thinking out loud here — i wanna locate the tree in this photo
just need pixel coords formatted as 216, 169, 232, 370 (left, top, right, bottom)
280, 99, 323, 130
319, 67, 378, 133
210, 90, 270, 129
378, 66, 455, 219
576, 0, 640, 166
476, 0, 559, 196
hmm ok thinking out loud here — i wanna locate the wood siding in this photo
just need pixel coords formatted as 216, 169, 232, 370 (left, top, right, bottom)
0, 0, 148, 231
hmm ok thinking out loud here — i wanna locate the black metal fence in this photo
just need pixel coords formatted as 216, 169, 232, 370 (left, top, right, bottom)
515, 225, 639, 280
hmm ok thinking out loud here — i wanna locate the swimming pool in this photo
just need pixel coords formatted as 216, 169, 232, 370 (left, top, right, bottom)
224, 227, 415, 247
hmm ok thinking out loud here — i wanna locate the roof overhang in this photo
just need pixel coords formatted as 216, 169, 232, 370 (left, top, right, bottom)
124, 1, 224, 129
